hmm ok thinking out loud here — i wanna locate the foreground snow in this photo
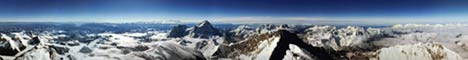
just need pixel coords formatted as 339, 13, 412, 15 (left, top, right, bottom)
372, 43, 464, 60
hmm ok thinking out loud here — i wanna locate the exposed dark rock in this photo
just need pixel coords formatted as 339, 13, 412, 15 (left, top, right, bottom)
132, 45, 149, 51
67, 55, 76, 60
270, 30, 342, 60
0, 36, 22, 56
187, 20, 222, 38
67, 42, 80, 46
456, 34, 462, 38
0, 45, 20, 56
168, 25, 188, 38
50, 46, 69, 55
117, 45, 150, 52
167, 20, 222, 38
216, 30, 344, 60
79, 46, 93, 53
259, 24, 277, 30
28, 37, 41, 45
122, 50, 130, 54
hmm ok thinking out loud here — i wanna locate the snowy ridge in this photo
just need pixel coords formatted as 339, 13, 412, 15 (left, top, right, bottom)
1, 31, 212, 60
227, 25, 256, 42
167, 25, 188, 38
303, 25, 383, 50
392, 24, 468, 28
1, 33, 22, 52
186, 20, 222, 38
372, 43, 464, 60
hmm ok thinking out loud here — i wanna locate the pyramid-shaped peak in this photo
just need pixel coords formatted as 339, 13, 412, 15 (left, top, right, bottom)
201, 20, 210, 23
188, 20, 222, 38
197, 20, 213, 27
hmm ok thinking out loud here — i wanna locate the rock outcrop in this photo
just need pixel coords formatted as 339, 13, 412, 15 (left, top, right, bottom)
167, 25, 188, 38
216, 30, 343, 60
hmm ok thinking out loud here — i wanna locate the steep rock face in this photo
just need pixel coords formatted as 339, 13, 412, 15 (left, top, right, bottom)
282, 44, 315, 60
270, 30, 340, 60
167, 25, 188, 38
216, 30, 342, 60
187, 20, 222, 38
213, 29, 279, 59
371, 43, 464, 60
0, 33, 30, 56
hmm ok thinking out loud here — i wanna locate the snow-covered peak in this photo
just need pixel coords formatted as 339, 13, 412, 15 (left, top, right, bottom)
1, 33, 22, 52
233, 25, 253, 31
227, 25, 256, 41
258, 24, 277, 30
305, 25, 336, 33
303, 25, 337, 47
197, 20, 213, 28
302, 25, 384, 51
166, 20, 222, 38
187, 20, 222, 38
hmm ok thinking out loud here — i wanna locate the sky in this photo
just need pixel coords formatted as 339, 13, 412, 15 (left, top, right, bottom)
0, 0, 468, 25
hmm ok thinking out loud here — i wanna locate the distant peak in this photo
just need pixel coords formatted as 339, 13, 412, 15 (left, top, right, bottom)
201, 20, 209, 23
197, 20, 213, 27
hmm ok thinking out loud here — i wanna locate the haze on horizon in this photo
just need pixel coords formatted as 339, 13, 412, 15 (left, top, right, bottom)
0, 0, 468, 25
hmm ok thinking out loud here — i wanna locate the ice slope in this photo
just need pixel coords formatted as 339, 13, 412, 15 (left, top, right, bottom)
1, 31, 211, 60
368, 24, 468, 58
301, 24, 468, 59
371, 43, 464, 60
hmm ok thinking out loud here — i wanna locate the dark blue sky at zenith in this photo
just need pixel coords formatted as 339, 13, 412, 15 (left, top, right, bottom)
0, 0, 468, 25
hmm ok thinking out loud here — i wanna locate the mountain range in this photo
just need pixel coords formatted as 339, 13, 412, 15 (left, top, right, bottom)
1, 21, 467, 60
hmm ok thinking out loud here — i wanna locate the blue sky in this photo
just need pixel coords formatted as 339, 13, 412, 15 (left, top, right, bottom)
1, 0, 468, 25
